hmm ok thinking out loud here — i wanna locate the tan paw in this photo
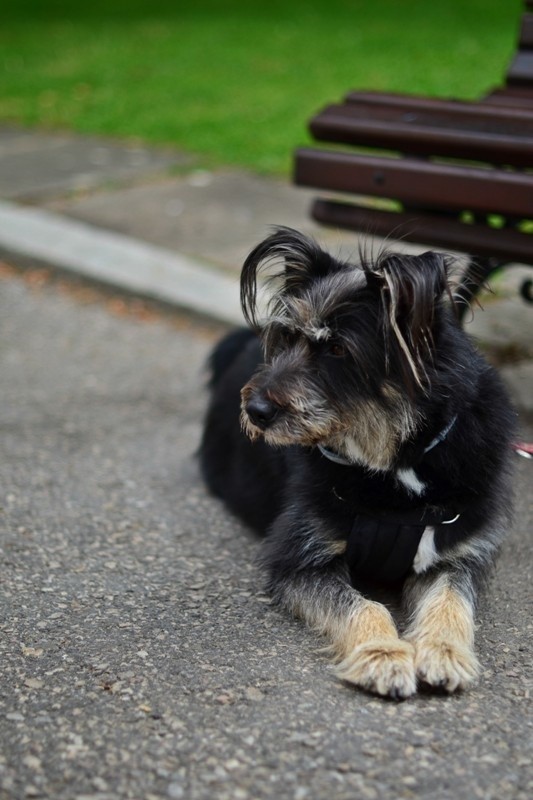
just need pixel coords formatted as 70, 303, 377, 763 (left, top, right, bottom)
335, 638, 417, 699
413, 639, 480, 692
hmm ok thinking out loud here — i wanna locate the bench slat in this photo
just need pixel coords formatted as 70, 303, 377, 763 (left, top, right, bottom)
484, 86, 533, 107
310, 102, 533, 165
311, 200, 533, 264
294, 148, 533, 218
345, 90, 533, 119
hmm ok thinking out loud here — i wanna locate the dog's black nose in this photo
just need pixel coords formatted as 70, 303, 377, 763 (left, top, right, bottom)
245, 396, 280, 429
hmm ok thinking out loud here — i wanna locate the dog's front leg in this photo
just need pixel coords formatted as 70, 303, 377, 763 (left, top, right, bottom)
264, 546, 417, 698
403, 565, 481, 692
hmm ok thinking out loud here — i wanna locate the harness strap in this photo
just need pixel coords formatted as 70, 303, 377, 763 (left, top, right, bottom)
344, 501, 464, 585
316, 416, 461, 584
346, 514, 426, 584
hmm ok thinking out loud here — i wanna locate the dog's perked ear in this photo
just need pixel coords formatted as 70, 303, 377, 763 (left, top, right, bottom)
240, 227, 344, 329
371, 251, 454, 389
376, 250, 451, 321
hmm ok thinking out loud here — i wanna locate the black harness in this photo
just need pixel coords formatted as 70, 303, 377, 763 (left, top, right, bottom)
318, 416, 460, 584
345, 502, 461, 584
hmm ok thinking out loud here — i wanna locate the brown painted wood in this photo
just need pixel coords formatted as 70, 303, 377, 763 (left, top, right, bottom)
483, 87, 533, 108
309, 102, 533, 166
345, 91, 533, 118
311, 200, 533, 264
295, 148, 533, 218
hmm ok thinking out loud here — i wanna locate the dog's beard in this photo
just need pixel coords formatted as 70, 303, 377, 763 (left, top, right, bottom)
241, 381, 419, 471
328, 391, 420, 472
241, 407, 337, 448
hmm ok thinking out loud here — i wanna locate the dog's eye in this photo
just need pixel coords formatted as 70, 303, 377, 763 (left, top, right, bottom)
327, 342, 346, 358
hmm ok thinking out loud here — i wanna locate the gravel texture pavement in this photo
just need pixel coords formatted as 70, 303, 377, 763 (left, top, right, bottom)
0, 270, 531, 800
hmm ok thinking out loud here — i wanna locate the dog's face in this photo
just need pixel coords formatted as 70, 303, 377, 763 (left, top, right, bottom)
240, 228, 453, 471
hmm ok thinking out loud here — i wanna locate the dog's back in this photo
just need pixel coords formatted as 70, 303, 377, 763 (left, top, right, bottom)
206, 328, 256, 389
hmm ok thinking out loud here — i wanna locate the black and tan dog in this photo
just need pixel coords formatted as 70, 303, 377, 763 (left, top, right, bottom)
200, 227, 515, 698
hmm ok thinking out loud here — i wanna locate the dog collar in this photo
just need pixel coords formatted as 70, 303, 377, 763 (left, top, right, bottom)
318, 414, 458, 466
317, 445, 352, 465
423, 413, 458, 454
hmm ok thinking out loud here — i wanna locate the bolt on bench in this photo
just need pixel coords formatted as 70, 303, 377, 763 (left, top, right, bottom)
294, 1, 533, 319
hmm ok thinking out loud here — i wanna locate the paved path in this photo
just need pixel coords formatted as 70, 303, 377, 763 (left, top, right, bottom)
0, 128, 532, 799
0, 269, 531, 800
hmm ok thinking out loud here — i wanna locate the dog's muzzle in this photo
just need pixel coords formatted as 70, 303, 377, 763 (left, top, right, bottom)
245, 394, 281, 430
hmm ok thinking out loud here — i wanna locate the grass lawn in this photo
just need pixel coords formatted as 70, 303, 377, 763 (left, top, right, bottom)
0, 0, 523, 174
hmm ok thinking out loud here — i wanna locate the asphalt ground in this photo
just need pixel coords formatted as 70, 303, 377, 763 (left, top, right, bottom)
0, 125, 532, 799
0, 266, 531, 800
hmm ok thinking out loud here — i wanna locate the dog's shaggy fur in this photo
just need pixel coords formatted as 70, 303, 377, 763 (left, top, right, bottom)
200, 227, 516, 698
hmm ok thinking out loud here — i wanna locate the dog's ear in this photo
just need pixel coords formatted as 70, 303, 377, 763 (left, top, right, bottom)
240, 227, 342, 329
372, 251, 453, 389
376, 250, 451, 321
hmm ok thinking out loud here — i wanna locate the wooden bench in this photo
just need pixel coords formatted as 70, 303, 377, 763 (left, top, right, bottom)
294, 1, 533, 318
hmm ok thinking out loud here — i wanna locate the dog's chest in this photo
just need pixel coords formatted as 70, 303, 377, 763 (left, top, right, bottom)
320, 463, 450, 584
328, 462, 430, 511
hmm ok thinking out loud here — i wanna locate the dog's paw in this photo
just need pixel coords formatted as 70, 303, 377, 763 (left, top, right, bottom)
335, 638, 417, 699
413, 639, 480, 692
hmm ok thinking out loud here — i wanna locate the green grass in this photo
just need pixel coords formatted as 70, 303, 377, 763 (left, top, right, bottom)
0, 0, 523, 174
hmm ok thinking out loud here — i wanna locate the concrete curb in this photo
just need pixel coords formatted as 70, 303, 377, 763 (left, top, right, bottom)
0, 199, 243, 326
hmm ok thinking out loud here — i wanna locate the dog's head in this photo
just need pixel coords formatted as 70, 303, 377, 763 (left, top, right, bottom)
240, 227, 455, 471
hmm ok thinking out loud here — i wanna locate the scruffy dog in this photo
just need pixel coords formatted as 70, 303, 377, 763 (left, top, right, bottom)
200, 227, 515, 699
